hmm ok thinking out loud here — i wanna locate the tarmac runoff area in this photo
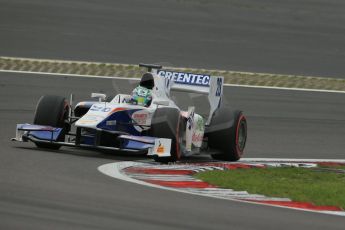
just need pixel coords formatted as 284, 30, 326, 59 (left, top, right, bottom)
2, 0, 345, 228
99, 159, 345, 217
2, 67, 345, 229
1, 56, 345, 93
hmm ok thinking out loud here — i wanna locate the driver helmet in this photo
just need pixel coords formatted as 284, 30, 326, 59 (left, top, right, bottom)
130, 73, 154, 106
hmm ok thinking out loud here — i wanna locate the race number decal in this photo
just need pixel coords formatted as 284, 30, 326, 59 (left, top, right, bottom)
216, 77, 222, 97
90, 105, 111, 112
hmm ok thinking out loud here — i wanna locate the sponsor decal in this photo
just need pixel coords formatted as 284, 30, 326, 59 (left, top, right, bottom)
157, 141, 165, 155
192, 133, 203, 142
78, 120, 98, 124
106, 120, 117, 126
191, 115, 204, 147
132, 111, 150, 125
90, 105, 111, 112
153, 138, 171, 157
133, 113, 147, 119
82, 115, 100, 121
215, 77, 222, 97
157, 70, 210, 87
78, 115, 104, 124
195, 117, 204, 131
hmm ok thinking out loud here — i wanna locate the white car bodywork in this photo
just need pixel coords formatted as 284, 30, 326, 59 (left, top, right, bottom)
75, 69, 224, 157
12, 66, 224, 160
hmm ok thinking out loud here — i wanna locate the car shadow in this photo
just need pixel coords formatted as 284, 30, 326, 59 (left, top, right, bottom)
11, 141, 219, 163
13, 145, 148, 161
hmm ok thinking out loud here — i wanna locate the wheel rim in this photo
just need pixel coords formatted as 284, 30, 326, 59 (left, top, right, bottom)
237, 117, 247, 153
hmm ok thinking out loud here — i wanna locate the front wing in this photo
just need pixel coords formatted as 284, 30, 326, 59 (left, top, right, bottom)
12, 124, 172, 157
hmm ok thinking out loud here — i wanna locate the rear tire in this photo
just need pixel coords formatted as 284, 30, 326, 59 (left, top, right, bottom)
150, 108, 181, 163
33, 95, 69, 150
207, 107, 247, 161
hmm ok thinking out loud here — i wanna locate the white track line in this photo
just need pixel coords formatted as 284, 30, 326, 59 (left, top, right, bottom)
0, 69, 139, 80
1, 69, 345, 94
224, 84, 345, 94
241, 158, 345, 163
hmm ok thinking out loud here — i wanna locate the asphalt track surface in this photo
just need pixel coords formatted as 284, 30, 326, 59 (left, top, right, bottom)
1, 0, 345, 229
1, 0, 345, 78
1, 72, 345, 229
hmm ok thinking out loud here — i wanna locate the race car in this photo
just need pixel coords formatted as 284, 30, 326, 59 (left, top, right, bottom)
12, 63, 247, 162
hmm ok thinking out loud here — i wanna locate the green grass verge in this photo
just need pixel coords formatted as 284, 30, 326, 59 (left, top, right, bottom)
195, 167, 345, 208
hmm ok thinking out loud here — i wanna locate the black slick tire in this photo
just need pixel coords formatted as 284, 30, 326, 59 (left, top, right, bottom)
207, 107, 247, 161
33, 95, 69, 150
150, 108, 181, 163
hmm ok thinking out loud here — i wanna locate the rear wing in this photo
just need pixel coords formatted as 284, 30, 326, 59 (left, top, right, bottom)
155, 70, 224, 125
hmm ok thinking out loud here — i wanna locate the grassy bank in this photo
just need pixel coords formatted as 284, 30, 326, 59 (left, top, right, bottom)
195, 167, 345, 209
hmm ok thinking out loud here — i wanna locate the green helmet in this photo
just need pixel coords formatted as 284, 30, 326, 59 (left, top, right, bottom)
131, 86, 152, 106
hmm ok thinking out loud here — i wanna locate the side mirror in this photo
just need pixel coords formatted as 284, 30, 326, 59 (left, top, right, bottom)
153, 100, 170, 106
91, 93, 107, 102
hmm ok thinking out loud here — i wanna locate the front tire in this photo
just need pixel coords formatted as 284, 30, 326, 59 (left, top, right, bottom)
33, 95, 69, 150
207, 107, 247, 161
150, 108, 181, 163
